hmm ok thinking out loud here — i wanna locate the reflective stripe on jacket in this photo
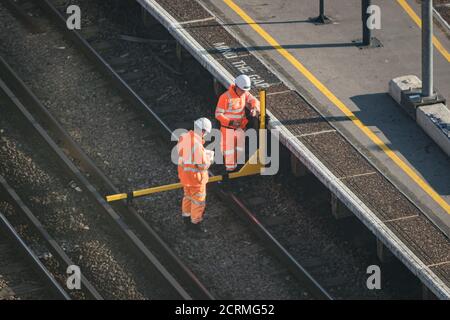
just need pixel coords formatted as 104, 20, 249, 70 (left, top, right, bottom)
177, 130, 209, 186
215, 84, 260, 128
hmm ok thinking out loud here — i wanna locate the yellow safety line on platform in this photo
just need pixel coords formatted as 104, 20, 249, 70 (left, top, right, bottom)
396, 0, 450, 63
223, 0, 450, 215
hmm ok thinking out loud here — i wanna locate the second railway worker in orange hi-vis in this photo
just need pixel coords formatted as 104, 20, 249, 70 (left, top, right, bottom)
215, 75, 260, 171
177, 118, 214, 235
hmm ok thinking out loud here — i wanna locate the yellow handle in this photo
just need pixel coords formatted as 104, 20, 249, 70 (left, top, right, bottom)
259, 90, 266, 167
259, 89, 266, 130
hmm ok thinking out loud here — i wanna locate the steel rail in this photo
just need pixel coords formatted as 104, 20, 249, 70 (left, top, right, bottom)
139, 0, 450, 299
0, 59, 192, 300
0, 175, 102, 300
0, 211, 71, 300
3, 0, 44, 33
36, 0, 332, 300
0, 44, 213, 300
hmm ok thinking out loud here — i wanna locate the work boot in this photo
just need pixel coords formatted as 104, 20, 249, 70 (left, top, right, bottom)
189, 223, 208, 238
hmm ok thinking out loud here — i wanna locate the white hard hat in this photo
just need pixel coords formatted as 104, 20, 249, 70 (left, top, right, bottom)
235, 74, 251, 91
194, 117, 212, 134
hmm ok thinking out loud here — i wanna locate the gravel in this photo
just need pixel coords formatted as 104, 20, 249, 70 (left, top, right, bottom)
437, 5, 450, 24
267, 91, 333, 135
344, 174, 421, 221
387, 216, 450, 265
233, 172, 421, 299
0, 112, 153, 299
155, 0, 212, 22
2, 0, 444, 300
0, 15, 172, 297
431, 263, 450, 288
188, 21, 282, 85
301, 131, 376, 178
0, 200, 86, 300
0, 203, 54, 300
0, 0, 308, 299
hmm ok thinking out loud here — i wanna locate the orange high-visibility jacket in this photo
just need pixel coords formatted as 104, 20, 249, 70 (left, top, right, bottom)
215, 84, 260, 129
177, 130, 209, 186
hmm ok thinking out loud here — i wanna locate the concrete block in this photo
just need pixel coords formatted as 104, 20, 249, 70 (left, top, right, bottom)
389, 75, 422, 105
416, 103, 450, 157
331, 193, 353, 219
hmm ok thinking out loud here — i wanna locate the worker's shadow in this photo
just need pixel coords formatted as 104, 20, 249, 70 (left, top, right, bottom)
186, 22, 357, 53
350, 93, 450, 197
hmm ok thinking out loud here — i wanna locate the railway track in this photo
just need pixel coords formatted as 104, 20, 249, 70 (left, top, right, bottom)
0, 209, 69, 300
0, 0, 332, 299
0, 174, 101, 300
0, 51, 210, 299
0, 0, 428, 299
37, 0, 334, 299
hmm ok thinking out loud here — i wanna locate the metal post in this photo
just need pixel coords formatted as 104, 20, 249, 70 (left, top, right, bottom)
422, 0, 434, 98
311, 0, 331, 24
362, 0, 372, 46
320, 0, 325, 17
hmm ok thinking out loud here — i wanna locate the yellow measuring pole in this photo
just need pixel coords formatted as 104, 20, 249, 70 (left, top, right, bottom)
106, 90, 267, 203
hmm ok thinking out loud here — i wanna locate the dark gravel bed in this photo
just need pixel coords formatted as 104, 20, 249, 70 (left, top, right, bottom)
267, 91, 333, 135
186, 21, 282, 88
0, 205, 53, 300
0, 238, 41, 300
0, 35, 170, 302
41, 0, 429, 299
135, 195, 307, 299
0, 201, 83, 300
0, 112, 168, 299
0, 0, 309, 299
154, 0, 212, 22
344, 174, 421, 221
233, 173, 420, 299
387, 216, 450, 266
134, 0, 449, 298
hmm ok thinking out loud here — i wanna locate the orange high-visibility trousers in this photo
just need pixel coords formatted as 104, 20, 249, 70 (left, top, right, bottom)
182, 185, 206, 224
177, 130, 209, 224
221, 126, 246, 171
216, 84, 258, 171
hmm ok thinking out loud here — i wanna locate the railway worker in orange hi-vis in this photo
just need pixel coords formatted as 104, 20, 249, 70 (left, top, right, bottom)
215, 74, 260, 171
177, 117, 214, 235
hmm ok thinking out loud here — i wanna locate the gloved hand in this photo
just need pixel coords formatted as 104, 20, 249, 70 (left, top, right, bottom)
229, 120, 241, 127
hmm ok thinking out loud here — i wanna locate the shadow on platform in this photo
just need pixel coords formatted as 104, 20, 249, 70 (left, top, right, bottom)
350, 93, 450, 196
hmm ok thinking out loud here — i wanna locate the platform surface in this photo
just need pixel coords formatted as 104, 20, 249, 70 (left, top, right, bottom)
200, 0, 450, 235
